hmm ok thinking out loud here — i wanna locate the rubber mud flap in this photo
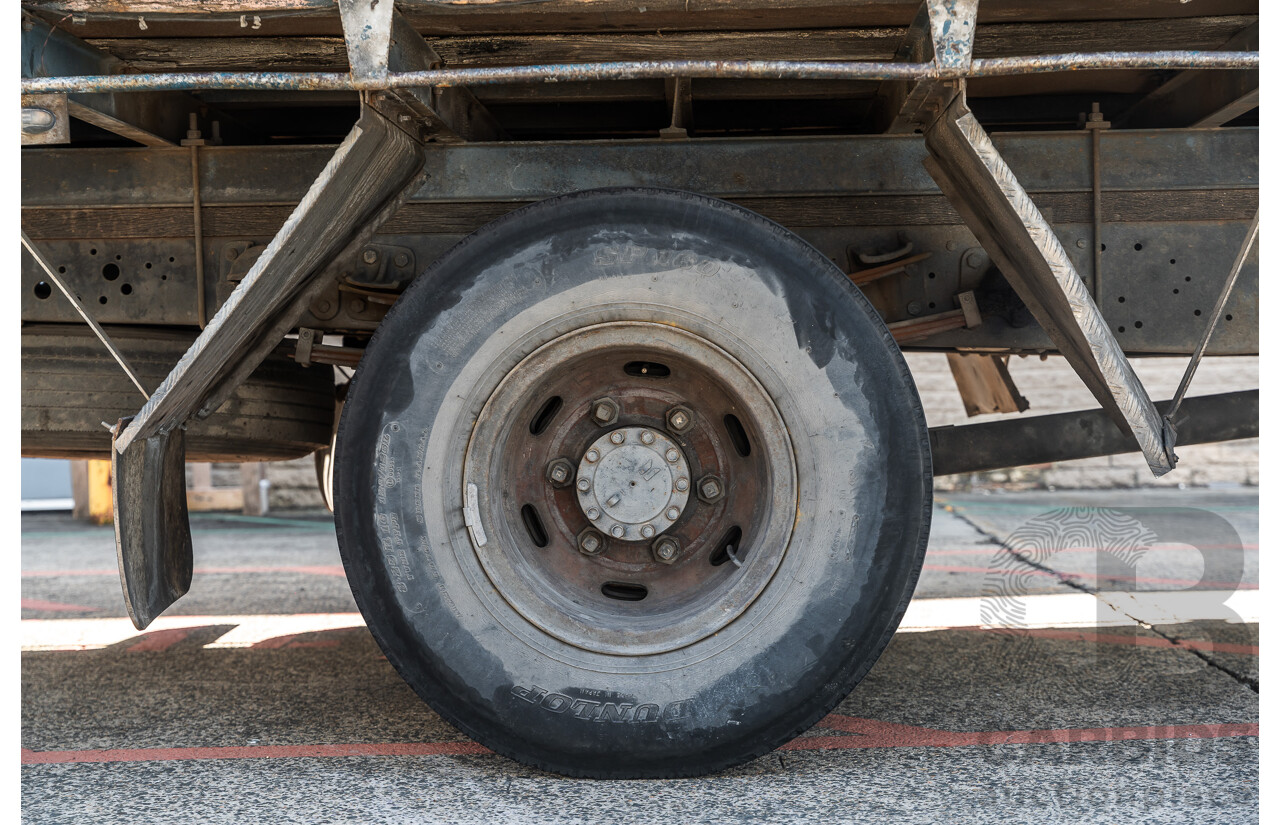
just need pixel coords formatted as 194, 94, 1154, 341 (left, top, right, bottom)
335, 188, 932, 778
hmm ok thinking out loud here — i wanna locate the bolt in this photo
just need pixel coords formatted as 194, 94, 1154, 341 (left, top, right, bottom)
609, 431, 625, 445
906, 300, 922, 316
586, 449, 600, 463
546, 458, 574, 488
666, 507, 680, 521
640, 525, 655, 538
652, 537, 681, 565
697, 474, 725, 504
964, 250, 986, 270
1076, 239, 1088, 249
666, 405, 693, 433
640, 430, 655, 445
577, 528, 606, 557
394, 253, 409, 267
675, 477, 689, 492
577, 478, 591, 492
351, 298, 367, 313
592, 397, 619, 426
587, 507, 600, 520
665, 448, 679, 463
610, 525, 624, 538
945, 240, 957, 251
362, 249, 379, 265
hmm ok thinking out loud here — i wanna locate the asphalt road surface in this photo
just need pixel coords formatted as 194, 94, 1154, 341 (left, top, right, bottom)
21, 488, 1258, 824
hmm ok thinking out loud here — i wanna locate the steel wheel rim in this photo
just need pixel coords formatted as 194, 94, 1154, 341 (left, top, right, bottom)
461, 321, 798, 656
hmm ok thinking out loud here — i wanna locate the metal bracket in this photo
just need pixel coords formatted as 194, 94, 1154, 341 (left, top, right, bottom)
338, 0, 395, 88
883, 0, 977, 133
923, 90, 1176, 476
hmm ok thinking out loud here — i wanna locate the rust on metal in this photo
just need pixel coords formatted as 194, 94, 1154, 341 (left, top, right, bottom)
19, 50, 1259, 95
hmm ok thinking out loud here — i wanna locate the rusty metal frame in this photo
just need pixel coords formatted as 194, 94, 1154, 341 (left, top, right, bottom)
19, 49, 1259, 96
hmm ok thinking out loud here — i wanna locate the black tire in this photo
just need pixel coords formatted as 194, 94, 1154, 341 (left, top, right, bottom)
22, 324, 335, 461
335, 188, 931, 778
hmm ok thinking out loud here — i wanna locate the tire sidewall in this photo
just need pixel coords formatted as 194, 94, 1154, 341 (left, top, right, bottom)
335, 188, 931, 777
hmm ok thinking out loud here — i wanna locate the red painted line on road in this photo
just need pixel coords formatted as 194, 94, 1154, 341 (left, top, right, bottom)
22, 565, 347, 578
20, 599, 99, 613
779, 715, 1259, 750
961, 626, 1259, 655
22, 717, 1257, 765
920, 563, 1257, 590
250, 633, 342, 649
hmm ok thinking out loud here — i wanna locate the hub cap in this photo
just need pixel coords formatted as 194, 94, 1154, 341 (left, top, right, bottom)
577, 427, 690, 541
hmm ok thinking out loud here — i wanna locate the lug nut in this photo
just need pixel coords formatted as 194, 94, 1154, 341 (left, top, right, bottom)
675, 477, 689, 492
652, 537, 681, 565
666, 507, 680, 521
587, 507, 600, 520
666, 405, 693, 433
640, 525, 655, 538
546, 458, 574, 488
664, 448, 680, 463
640, 430, 655, 445
577, 528, 606, 557
577, 478, 591, 492
609, 431, 625, 445
592, 397, 619, 426
697, 474, 725, 504
610, 525, 625, 538
586, 449, 600, 463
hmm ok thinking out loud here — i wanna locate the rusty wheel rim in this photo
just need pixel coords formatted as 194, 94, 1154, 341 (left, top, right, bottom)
463, 322, 797, 656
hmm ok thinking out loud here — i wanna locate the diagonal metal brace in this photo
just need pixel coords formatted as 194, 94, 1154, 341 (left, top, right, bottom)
111, 105, 426, 629
922, 92, 1176, 476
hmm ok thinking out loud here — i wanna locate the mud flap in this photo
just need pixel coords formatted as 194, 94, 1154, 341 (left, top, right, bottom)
112, 418, 193, 629
109, 106, 426, 627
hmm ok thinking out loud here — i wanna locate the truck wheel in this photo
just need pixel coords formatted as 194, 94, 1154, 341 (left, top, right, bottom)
334, 188, 931, 778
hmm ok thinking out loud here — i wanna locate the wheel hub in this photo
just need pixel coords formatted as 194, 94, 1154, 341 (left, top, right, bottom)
576, 427, 690, 541
462, 321, 797, 656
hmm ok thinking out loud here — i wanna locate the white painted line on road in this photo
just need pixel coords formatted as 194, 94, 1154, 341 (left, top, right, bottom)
898, 589, 1259, 632
20, 590, 1260, 652
21, 613, 364, 652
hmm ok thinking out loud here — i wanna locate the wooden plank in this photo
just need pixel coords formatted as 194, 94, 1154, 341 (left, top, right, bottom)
24, 1, 1260, 38
20, 189, 1260, 241
240, 462, 267, 516
1114, 22, 1258, 129
945, 352, 1029, 416
84, 16, 1253, 71
186, 487, 244, 512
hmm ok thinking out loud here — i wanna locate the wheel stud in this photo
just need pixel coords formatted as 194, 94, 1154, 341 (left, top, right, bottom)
546, 457, 574, 488
666, 405, 693, 433
666, 506, 680, 521
640, 525, 655, 538
675, 477, 690, 492
697, 474, 725, 504
577, 527, 607, 557
587, 507, 600, 520
610, 525, 625, 538
585, 449, 600, 463
652, 536, 681, 564
592, 397, 620, 426
664, 448, 679, 463
609, 431, 625, 445
577, 478, 591, 492
639, 430, 656, 444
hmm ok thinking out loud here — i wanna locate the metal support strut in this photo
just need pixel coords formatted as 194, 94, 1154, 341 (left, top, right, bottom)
108, 7, 432, 629
912, 0, 1176, 476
